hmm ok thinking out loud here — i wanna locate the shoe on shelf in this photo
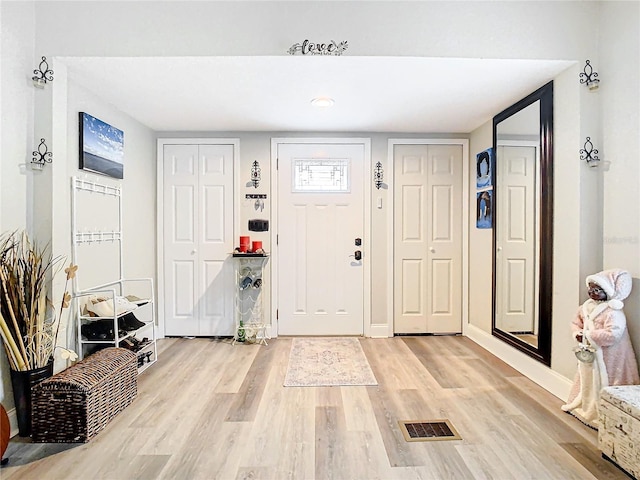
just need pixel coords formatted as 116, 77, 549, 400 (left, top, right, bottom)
87, 295, 137, 317
119, 312, 146, 331
125, 295, 149, 306
81, 319, 120, 341
240, 276, 253, 290
120, 338, 137, 351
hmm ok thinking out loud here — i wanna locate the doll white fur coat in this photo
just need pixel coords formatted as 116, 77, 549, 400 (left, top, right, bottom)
561, 269, 640, 428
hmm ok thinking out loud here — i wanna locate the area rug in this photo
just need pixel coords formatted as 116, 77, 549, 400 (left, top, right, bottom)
284, 337, 378, 387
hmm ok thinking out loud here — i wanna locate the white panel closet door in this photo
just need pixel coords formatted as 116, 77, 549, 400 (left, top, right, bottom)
164, 143, 234, 336
496, 145, 537, 334
394, 144, 462, 334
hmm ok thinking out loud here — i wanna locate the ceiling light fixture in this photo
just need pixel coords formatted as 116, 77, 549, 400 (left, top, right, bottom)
311, 97, 335, 108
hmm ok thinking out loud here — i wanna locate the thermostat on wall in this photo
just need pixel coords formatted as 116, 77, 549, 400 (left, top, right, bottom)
248, 219, 269, 232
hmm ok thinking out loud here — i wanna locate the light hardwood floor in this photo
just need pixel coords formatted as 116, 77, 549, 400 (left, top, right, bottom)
2, 336, 628, 480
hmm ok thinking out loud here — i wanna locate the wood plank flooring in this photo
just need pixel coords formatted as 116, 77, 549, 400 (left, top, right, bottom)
2, 336, 628, 480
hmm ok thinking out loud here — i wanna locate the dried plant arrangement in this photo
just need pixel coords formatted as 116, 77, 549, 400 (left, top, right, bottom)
0, 231, 77, 371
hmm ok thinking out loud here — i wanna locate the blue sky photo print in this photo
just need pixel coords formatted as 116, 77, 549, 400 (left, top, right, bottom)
80, 112, 124, 179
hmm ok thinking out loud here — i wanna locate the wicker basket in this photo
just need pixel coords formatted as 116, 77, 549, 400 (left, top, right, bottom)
31, 347, 137, 443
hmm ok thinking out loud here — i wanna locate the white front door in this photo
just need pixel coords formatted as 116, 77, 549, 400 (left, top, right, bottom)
277, 142, 366, 335
393, 144, 463, 334
163, 143, 235, 336
495, 144, 538, 333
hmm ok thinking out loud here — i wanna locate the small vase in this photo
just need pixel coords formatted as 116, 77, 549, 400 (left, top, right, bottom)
9, 359, 54, 437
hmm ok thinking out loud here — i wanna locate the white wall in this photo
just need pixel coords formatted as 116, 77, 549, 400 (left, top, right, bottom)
0, 0, 35, 425
599, 1, 640, 353
551, 66, 584, 381
468, 121, 493, 332
465, 2, 640, 391
65, 79, 156, 288
35, 1, 597, 60
466, 66, 583, 395
0, 1, 34, 232
2, 0, 638, 426
0, 53, 155, 430
157, 131, 461, 337
51, 75, 156, 364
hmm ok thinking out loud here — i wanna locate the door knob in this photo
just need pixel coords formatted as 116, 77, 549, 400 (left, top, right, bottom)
429, 247, 435, 253
191, 249, 197, 255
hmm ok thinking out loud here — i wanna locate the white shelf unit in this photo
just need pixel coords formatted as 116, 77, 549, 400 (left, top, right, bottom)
71, 176, 157, 373
74, 278, 157, 373
232, 255, 269, 345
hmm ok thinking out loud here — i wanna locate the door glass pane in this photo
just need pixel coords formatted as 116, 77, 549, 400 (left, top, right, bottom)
292, 158, 350, 192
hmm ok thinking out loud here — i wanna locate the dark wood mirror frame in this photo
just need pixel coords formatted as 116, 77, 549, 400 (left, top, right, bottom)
492, 81, 553, 366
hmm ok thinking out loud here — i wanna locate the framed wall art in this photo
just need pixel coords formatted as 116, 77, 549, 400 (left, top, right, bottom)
476, 147, 493, 190
79, 112, 124, 179
476, 190, 493, 229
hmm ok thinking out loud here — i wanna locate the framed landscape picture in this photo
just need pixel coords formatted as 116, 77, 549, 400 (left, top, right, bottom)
79, 112, 124, 179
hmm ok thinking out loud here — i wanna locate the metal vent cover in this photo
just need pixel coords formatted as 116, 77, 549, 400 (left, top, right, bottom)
398, 419, 462, 442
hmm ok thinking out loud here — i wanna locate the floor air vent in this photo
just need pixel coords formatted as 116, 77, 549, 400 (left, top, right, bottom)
398, 420, 462, 442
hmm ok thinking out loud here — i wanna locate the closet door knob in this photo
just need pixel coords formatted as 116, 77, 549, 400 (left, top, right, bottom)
191, 249, 197, 255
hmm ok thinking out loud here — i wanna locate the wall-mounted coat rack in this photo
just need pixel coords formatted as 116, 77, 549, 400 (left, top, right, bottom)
70, 176, 123, 286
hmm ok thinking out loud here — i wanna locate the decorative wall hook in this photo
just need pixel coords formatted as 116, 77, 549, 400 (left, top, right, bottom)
32, 56, 54, 88
580, 137, 600, 167
251, 160, 261, 188
579, 60, 599, 91
32, 138, 53, 169
374, 161, 384, 189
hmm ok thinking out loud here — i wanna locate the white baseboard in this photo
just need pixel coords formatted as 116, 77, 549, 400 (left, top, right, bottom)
465, 324, 573, 401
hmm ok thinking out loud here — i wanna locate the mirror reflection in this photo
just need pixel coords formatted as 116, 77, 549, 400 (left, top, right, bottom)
492, 82, 553, 366
495, 101, 541, 347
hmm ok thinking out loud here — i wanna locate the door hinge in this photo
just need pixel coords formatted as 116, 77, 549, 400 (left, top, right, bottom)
277, 234, 279, 246
276, 158, 279, 170
277, 309, 279, 320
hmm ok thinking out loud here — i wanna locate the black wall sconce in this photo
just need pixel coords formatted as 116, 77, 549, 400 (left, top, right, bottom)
32, 56, 54, 88
579, 60, 599, 91
251, 160, 261, 188
32, 138, 53, 170
580, 137, 600, 167
374, 161, 384, 189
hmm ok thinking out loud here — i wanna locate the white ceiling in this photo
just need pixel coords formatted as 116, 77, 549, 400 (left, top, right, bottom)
62, 56, 574, 133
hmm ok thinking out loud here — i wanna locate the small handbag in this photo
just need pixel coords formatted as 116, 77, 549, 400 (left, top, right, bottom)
574, 342, 596, 363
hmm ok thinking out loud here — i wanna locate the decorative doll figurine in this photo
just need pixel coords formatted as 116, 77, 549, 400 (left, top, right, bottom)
561, 269, 640, 428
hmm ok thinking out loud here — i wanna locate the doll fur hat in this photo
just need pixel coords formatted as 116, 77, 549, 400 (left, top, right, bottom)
585, 268, 632, 310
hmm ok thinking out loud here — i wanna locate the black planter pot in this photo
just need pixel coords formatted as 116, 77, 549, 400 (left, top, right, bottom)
9, 360, 53, 437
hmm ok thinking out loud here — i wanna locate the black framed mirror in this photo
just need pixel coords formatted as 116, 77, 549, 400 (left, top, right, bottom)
492, 81, 553, 366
